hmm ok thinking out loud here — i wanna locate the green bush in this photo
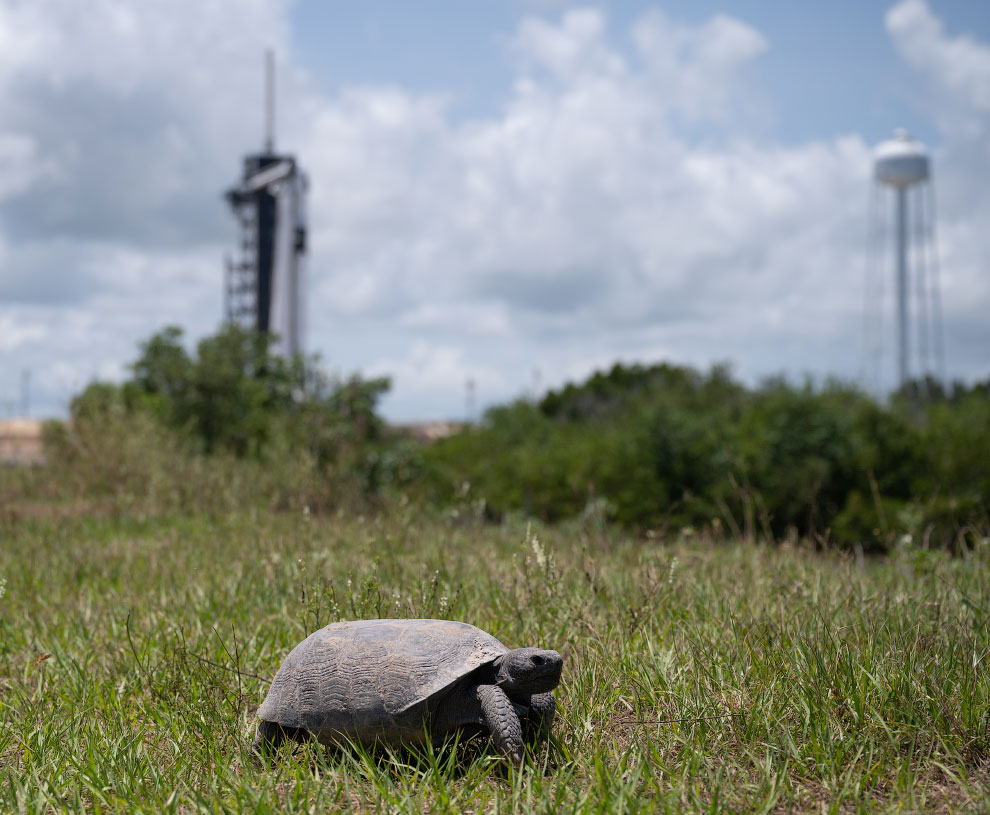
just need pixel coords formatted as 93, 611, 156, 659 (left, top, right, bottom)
40, 324, 416, 515
415, 363, 989, 551
33, 328, 989, 552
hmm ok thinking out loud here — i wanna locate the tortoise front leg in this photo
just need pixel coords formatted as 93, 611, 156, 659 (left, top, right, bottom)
523, 691, 555, 742
474, 685, 523, 767
253, 719, 287, 757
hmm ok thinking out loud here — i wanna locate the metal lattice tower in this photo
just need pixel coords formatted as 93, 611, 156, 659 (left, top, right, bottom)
223, 51, 308, 358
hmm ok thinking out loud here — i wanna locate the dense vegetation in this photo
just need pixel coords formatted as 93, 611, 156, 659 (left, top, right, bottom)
30, 325, 989, 553
38, 325, 417, 515
418, 363, 990, 552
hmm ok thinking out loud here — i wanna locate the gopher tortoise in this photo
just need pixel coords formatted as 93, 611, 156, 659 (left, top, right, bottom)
253, 618, 563, 766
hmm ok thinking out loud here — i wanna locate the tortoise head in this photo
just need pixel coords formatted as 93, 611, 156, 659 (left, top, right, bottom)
494, 647, 563, 694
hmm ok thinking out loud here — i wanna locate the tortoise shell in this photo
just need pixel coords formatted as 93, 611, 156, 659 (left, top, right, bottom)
257, 618, 509, 745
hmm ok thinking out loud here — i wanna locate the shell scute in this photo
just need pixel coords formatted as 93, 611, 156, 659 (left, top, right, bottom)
257, 618, 507, 742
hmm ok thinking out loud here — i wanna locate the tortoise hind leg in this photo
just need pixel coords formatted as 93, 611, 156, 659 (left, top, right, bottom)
474, 685, 523, 767
252, 720, 306, 758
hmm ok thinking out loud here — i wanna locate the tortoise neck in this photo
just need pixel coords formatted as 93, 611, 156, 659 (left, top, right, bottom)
492, 654, 524, 693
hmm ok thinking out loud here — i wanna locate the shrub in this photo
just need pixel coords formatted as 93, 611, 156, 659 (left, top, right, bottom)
417, 363, 989, 551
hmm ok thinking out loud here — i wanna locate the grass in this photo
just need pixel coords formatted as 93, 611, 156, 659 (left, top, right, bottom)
1, 501, 989, 813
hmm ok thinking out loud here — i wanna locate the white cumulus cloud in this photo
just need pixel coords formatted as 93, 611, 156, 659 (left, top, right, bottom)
0, 1, 987, 420
887, 0, 990, 114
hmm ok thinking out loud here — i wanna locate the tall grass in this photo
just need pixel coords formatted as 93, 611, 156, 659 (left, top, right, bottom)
0, 497, 988, 812
25, 411, 337, 518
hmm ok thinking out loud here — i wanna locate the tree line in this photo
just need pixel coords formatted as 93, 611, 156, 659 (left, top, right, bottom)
47, 326, 989, 551
416, 362, 989, 551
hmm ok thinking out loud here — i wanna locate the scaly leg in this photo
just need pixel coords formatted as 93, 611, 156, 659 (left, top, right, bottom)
474, 685, 524, 767
524, 692, 555, 742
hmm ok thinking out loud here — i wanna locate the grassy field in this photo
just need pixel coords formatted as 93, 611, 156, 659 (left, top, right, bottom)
1, 504, 989, 813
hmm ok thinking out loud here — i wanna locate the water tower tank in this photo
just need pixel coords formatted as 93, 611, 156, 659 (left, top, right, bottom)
874, 129, 929, 188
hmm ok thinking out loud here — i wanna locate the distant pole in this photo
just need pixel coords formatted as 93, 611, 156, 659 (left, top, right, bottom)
265, 49, 275, 153
466, 378, 476, 424
925, 181, 947, 386
21, 369, 30, 417
895, 186, 908, 387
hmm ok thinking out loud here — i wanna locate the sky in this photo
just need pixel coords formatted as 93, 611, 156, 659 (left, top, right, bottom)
0, 0, 988, 421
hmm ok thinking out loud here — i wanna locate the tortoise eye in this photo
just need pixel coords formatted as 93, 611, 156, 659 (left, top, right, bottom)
531, 655, 545, 666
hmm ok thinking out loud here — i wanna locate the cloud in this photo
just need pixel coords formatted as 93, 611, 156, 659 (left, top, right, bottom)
0, 1, 988, 420
0, 0, 291, 248
0, 0, 289, 407
0, 312, 46, 354
883, 0, 990, 380
512, 9, 625, 82
295, 7, 881, 409
295, 3, 987, 410
0, 133, 54, 202
886, 0, 990, 115
366, 340, 506, 420
632, 9, 768, 122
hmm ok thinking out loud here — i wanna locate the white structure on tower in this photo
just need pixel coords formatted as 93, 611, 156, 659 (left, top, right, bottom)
224, 52, 308, 358
866, 129, 945, 391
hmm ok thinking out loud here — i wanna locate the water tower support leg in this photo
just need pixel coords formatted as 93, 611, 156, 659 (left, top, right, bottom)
895, 186, 908, 388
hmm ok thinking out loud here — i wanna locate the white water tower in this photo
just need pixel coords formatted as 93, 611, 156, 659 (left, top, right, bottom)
866, 129, 945, 391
